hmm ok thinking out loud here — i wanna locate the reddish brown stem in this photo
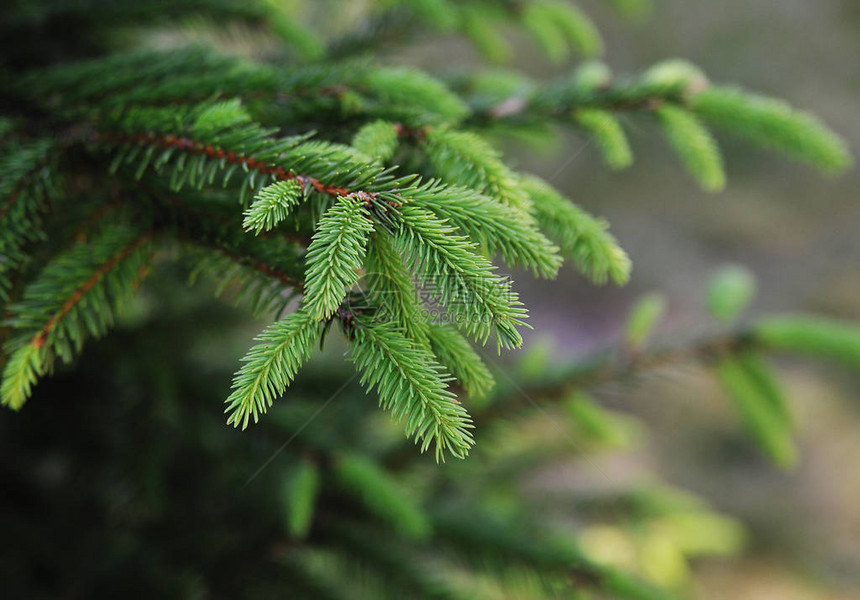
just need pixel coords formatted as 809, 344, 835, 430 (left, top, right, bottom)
32, 232, 154, 348
94, 131, 367, 199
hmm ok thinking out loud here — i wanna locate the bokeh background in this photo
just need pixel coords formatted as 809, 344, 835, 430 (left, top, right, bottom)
1, 1, 858, 598
398, 1, 860, 597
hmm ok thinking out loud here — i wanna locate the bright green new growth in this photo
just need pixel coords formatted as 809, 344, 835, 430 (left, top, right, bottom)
1, 1, 858, 597
426, 323, 494, 401
575, 108, 634, 169
523, 0, 606, 62
644, 59, 708, 92
191, 98, 252, 137
243, 180, 303, 234
656, 104, 726, 192
349, 321, 474, 461
302, 196, 374, 321
523, 2, 571, 64
571, 59, 613, 90
406, 181, 562, 278
735, 352, 792, 428
365, 234, 491, 399
364, 67, 470, 124
691, 87, 853, 173
226, 309, 323, 429
0, 344, 41, 413
541, 1, 604, 57
523, 175, 631, 285
459, 4, 511, 64
755, 315, 860, 368
716, 356, 796, 468
263, 0, 325, 61
352, 120, 400, 163
402, 0, 459, 30
424, 127, 531, 212
364, 227, 431, 344
390, 203, 528, 351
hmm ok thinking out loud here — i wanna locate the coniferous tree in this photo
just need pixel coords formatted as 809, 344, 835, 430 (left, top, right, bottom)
1, 1, 858, 598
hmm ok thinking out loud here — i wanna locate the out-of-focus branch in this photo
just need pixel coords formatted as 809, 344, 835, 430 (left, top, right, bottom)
481, 328, 757, 415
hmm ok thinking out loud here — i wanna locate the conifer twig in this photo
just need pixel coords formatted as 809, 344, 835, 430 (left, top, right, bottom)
496, 330, 756, 410
31, 231, 154, 349
93, 131, 365, 199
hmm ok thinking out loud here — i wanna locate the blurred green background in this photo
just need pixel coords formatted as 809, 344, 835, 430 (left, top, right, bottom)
2, 1, 858, 598
396, 1, 860, 597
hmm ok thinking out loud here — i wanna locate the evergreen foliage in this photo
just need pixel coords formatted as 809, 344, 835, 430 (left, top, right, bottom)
565, 391, 633, 446
523, 1, 604, 62
755, 315, 860, 368
426, 323, 495, 401
523, 175, 632, 284
389, 202, 529, 350
302, 195, 374, 321
350, 319, 474, 460
2, 225, 153, 409
351, 120, 401, 163
574, 108, 634, 169
1, 1, 859, 597
423, 127, 532, 212
716, 355, 796, 468
655, 104, 726, 192
226, 309, 323, 429
691, 87, 852, 173
243, 179, 304, 234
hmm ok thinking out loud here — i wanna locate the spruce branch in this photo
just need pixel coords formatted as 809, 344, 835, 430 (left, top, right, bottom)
225, 308, 323, 429
349, 318, 474, 461
388, 203, 529, 350
573, 108, 633, 170
364, 226, 432, 345
0, 139, 61, 301
494, 314, 860, 413
352, 120, 400, 163
426, 323, 495, 400
1, 227, 154, 409
523, 175, 631, 285
187, 244, 304, 318
523, 0, 604, 60
405, 180, 562, 278
96, 129, 368, 200
149, 188, 308, 304
243, 180, 305, 234
655, 104, 726, 192
465, 67, 851, 180
433, 509, 677, 600
754, 315, 860, 368
423, 127, 531, 212
302, 195, 374, 321
503, 331, 753, 408
715, 354, 796, 468
691, 86, 853, 173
